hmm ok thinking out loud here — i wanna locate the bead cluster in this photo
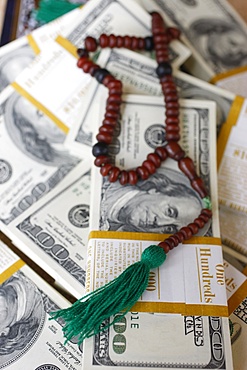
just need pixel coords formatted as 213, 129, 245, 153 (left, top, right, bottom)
76, 11, 213, 253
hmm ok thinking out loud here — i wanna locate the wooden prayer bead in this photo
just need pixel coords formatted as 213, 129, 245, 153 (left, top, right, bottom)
166, 132, 180, 142
96, 132, 113, 144
100, 164, 112, 176
174, 231, 185, 243
165, 117, 179, 125
99, 125, 115, 134
166, 124, 179, 133
180, 227, 193, 240
108, 167, 121, 182
102, 75, 115, 86
164, 238, 175, 250
131, 37, 139, 49
103, 117, 117, 126
199, 214, 209, 223
142, 160, 156, 174
85, 36, 97, 52
99, 34, 109, 48
107, 80, 123, 90
194, 217, 205, 229
119, 170, 129, 185
77, 57, 89, 68
165, 94, 178, 102
94, 155, 110, 167
105, 110, 119, 119
137, 37, 145, 49
168, 235, 180, 247
154, 34, 169, 44
109, 34, 117, 48
116, 36, 124, 48
201, 208, 212, 218
155, 146, 168, 160
191, 178, 208, 198
106, 103, 121, 112
178, 157, 197, 181
166, 101, 179, 110
166, 108, 179, 117
123, 36, 132, 49
167, 27, 181, 40
187, 223, 199, 235
158, 241, 170, 254
165, 142, 185, 161
128, 170, 138, 185
107, 94, 122, 104
136, 166, 150, 180
77, 48, 89, 58
147, 153, 161, 168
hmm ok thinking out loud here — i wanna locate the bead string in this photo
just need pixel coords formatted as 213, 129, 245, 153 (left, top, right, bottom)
76, 12, 213, 254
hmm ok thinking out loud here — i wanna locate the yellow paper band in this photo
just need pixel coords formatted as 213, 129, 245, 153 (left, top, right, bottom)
210, 65, 247, 84
0, 260, 25, 284
56, 35, 78, 58
228, 279, 247, 315
27, 34, 41, 55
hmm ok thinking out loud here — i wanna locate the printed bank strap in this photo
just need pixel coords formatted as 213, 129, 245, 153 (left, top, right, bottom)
11, 37, 92, 134
211, 66, 247, 99
87, 231, 228, 317
0, 240, 25, 284
224, 259, 247, 315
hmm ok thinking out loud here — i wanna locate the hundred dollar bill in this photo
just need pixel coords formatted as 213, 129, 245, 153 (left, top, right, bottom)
65, 47, 235, 153
5, 160, 91, 299
90, 95, 219, 237
63, 0, 191, 68
0, 85, 82, 228
0, 240, 83, 369
82, 314, 233, 369
139, 0, 247, 80
0, 7, 82, 92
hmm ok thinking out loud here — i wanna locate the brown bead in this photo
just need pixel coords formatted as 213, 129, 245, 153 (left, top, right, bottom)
165, 142, 185, 161
85, 36, 97, 52
119, 170, 129, 185
165, 116, 179, 125
123, 36, 132, 49
155, 42, 168, 50
156, 54, 169, 63
166, 101, 179, 110
174, 231, 185, 243
154, 34, 169, 44
166, 132, 180, 142
142, 160, 157, 174
164, 238, 175, 250
100, 164, 112, 176
109, 87, 122, 95
128, 170, 138, 185
158, 241, 170, 254
188, 223, 199, 235
77, 57, 89, 68
163, 86, 177, 95
160, 76, 174, 84
99, 34, 109, 48
99, 125, 115, 134
103, 117, 117, 126
166, 124, 179, 133
155, 146, 168, 160
194, 217, 205, 229
165, 94, 178, 103
166, 108, 179, 117
94, 155, 110, 167
201, 209, 212, 218
136, 166, 150, 180
131, 37, 139, 49
106, 103, 121, 112
167, 27, 181, 40
82, 61, 94, 73
180, 227, 193, 240
89, 64, 100, 75
137, 37, 145, 49
108, 167, 121, 182
199, 214, 209, 223
109, 34, 117, 48
191, 178, 208, 198
102, 75, 115, 86
107, 94, 122, 104
96, 132, 112, 144
116, 36, 124, 48
147, 153, 161, 168
168, 235, 180, 247
178, 157, 197, 181
153, 27, 166, 36
105, 110, 119, 119
107, 80, 123, 90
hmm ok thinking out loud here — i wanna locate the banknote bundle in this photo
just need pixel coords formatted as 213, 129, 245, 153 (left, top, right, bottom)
1, 0, 247, 369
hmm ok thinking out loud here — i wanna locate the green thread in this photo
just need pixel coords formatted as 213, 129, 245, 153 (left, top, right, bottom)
34, 0, 82, 24
202, 196, 212, 210
50, 244, 166, 345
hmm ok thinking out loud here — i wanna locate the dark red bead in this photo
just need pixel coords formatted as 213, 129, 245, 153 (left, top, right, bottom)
165, 116, 179, 125
137, 37, 145, 49
77, 48, 89, 58
100, 164, 112, 176
108, 167, 121, 182
116, 36, 124, 48
107, 94, 122, 104
180, 227, 193, 240
136, 166, 150, 180
164, 238, 175, 250
99, 34, 109, 48
142, 160, 156, 174
201, 208, 212, 218
128, 170, 138, 185
165, 142, 185, 161
166, 124, 179, 133
155, 34, 169, 44
107, 80, 123, 90
77, 57, 89, 68
155, 146, 168, 160
174, 231, 185, 243
99, 125, 115, 134
147, 153, 161, 168
109, 34, 117, 48
158, 241, 170, 254
109, 87, 122, 95
94, 155, 110, 167
82, 61, 94, 73
191, 178, 208, 198
165, 94, 178, 102
187, 223, 199, 235
168, 235, 180, 247
102, 75, 115, 86
89, 64, 100, 76
96, 132, 113, 144
130, 37, 139, 49
85, 36, 97, 52
106, 103, 121, 112
123, 36, 132, 49
194, 217, 205, 229
105, 110, 119, 119
166, 108, 179, 117
103, 117, 117, 126
166, 101, 179, 110
119, 171, 129, 185
166, 132, 180, 142
167, 27, 181, 40
199, 214, 209, 223
178, 157, 197, 181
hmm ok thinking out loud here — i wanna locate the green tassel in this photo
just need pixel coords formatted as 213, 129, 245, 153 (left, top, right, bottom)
34, 0, 83, 24
50, 245, 167, 345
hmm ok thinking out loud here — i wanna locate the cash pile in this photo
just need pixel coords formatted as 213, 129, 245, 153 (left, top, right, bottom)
0, 0, 247, 369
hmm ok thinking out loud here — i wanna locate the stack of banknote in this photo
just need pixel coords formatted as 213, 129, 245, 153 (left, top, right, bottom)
1, 0, 247, 369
